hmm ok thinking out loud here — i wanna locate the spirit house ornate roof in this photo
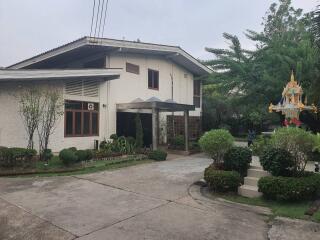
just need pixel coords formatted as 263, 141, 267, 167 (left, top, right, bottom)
269, 71, 317, 121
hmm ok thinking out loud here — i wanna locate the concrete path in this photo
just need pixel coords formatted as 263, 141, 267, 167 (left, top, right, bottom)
0, 153, 307, 240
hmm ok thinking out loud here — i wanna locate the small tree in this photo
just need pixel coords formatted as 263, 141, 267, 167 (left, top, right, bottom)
135, 113, 143, 149
18, 88, 43, 149
37, 90, 63, 161
198, 129, 234, 165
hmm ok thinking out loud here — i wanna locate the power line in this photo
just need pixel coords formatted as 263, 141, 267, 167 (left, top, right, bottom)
89, 0, 96, 37
101, 0, 109, 38
97, 0, 106, 38
93, 0, 102, 39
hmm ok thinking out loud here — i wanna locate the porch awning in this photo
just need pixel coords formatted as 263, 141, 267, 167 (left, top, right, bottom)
0, 68, 121, 82
116, 97, 195, 112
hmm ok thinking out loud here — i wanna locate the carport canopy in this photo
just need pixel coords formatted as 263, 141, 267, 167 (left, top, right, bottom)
117, 98, 195, 151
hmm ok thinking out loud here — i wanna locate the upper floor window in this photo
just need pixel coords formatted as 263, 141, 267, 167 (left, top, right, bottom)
193, 80, 201, 108
148, 69, 159, 90
65, 100, 99, 137
126, 62, 140, 74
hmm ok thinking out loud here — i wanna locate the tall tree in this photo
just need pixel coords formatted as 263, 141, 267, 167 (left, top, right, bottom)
203, 0, 320, 133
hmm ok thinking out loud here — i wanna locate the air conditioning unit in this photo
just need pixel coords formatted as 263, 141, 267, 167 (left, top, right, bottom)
88, 103, 95, 111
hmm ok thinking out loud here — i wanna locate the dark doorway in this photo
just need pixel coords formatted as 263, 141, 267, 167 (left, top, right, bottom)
116, 112, 152, 147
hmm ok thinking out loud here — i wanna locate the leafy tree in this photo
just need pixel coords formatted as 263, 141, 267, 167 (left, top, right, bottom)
203, 0, 320, 133
18, 88, 43, 149
37, 90, 63, 161
312, 5, 320, 47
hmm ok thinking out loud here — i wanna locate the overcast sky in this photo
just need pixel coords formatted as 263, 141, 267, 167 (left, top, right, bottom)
0, 0, 317, 67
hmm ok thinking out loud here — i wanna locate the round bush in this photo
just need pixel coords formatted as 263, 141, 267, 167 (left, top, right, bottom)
271, 127, 316, 174
198, 129, 234, 164
75, 150, 93, 162
204, 166, 241, 192
223, 147, 252, 176
59, 149, 78, 166
148, 150, 167, 161
260, 148, 294, 176
68, 147, 77, 152
258, 173, 320, 201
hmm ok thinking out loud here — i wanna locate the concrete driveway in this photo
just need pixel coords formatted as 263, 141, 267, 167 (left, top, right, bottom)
0, 154, 269, 240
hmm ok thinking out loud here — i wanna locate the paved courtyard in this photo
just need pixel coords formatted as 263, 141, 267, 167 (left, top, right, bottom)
0, 154, 289, 239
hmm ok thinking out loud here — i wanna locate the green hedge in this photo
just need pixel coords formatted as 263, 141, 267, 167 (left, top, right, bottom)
223, 146, 252, 176
148, 150, 167, 161
204, 166, 241, 192
258, 173, 320, 201
0, 147, 37, 169
59, 149, 78, 166
260, 148, 294, 176
75, 150, 93, 162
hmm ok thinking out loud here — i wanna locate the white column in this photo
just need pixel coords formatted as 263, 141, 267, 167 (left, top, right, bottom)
184, 110, 189, 152
152, 108, 159, 150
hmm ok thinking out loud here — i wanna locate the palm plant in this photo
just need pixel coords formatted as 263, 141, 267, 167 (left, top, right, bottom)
312, 5, 320, 47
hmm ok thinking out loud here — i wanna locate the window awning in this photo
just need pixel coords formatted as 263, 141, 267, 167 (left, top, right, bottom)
0, 68, 121, 82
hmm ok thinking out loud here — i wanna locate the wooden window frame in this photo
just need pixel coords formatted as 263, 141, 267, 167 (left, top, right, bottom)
126, 62, 140, 75
64, 100, 99, 137
148, 69, 159, 90
193, 80, 201, 108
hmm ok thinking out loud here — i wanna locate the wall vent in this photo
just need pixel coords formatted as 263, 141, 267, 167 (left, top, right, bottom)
65, 80, 99, 97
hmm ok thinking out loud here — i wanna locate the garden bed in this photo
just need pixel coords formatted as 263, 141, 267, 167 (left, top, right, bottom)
0, 154, 152, 177
202, 187, 320, 222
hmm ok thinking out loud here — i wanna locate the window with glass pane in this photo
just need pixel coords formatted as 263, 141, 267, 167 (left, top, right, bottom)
66, 112, 73, 135
193, 80, 201, 108
92, 113, 98, 135
148, 69, 159, 90
75, 112, 82, 135
64, 100, 99, 137
83, 112, 90, 135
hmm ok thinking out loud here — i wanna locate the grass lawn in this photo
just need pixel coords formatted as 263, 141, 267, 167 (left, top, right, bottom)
6, 156, 154, 177
213, 193, 320, 222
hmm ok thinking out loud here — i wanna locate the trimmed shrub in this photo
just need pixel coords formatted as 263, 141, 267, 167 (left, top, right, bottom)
223, 147, 252, 176
204, 166, 241, 192
148, 150, 167, 161
75, 150, 93, 162
260, 148, 294, 176
258, 173, 320, 201
68, 147, 77, 152
271, 127, 316, 174
59, 149, 78, 166
0, 147, 37, 169
42, 149, 53, 162
198, 129, 234, 165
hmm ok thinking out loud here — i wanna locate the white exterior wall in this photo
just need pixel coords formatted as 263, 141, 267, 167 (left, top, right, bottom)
0, 80, 110, 152
106, 53, 202, 140
0, 53, 202, 151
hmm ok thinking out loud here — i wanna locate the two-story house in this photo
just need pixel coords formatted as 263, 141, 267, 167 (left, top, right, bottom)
0, 37, 211, 152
